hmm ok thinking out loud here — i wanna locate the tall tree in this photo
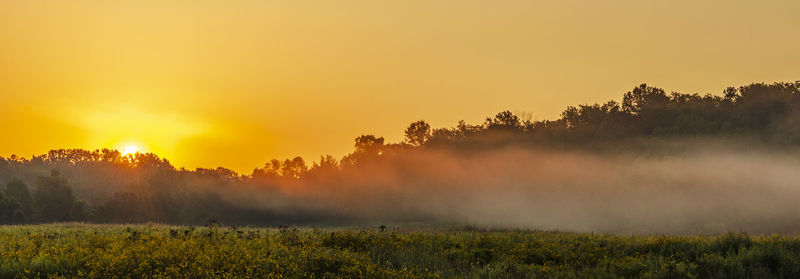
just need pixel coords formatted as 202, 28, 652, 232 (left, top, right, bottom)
33, 170, 78, 222
404, 120, 432, 147
485, 111, 521, 130
4, 179, 32, 222
0, 193, 19, 224
354, 135, 385, 154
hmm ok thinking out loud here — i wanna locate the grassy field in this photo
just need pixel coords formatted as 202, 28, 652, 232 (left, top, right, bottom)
0, 224, 799, 278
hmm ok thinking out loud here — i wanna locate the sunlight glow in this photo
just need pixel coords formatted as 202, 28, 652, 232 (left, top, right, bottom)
119, 145, 140, 156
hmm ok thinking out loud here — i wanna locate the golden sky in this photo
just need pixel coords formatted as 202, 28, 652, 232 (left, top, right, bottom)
1, 0, 799, 173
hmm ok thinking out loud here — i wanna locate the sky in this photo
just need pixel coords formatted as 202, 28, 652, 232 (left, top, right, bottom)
1, 0, 799, 173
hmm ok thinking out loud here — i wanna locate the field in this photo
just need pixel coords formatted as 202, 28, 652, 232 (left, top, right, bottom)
1, 224, 799, 278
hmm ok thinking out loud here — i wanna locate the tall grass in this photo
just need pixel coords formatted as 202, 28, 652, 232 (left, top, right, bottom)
0, 224, 799, 278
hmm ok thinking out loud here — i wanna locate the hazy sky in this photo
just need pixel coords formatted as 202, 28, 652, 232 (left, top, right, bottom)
1, 0, 798, 172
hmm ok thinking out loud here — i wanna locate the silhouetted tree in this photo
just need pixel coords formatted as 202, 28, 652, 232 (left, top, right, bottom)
485, 111, 521, 130
252, 159, 283, 180
354, 135, 385, 153
33, 170, 78, 222
404, 120, 432, 147
0, 193, 19, 224
281, 157, 308, 179
309, 155, 339, 177
622, 84, 669, 115
4, 179, 32, 222
339, 135, 386, 166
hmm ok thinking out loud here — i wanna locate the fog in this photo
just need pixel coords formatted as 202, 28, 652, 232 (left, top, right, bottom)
4, 140, 800, 234
240, 142, 800, 234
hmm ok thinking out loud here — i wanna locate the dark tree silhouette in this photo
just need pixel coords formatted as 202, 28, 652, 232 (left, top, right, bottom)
281, 157, 307, 179
404, 120, 432, 147
309, 155, 339, 176
354, 135, 385, 153
485, 111, 521, 130
33, 170, 79, 222
0, 193, 19, 224
4, 179, 32, 223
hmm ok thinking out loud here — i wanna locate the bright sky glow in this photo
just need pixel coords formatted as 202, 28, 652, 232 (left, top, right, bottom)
1, 0, 799, 172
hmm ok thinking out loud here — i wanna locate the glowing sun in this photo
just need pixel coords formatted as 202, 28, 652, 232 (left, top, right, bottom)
119, 145, 141, 156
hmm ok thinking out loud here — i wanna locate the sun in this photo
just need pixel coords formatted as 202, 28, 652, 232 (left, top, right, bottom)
119, 145, 141, 156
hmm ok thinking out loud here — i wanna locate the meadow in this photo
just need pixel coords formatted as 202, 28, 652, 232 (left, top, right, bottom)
0, 224, 799, 278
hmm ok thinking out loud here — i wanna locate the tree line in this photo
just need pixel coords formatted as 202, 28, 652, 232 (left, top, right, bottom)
1, 81, 798, 225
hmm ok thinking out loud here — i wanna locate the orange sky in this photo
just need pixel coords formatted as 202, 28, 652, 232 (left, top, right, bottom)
1, 0, 799, 173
